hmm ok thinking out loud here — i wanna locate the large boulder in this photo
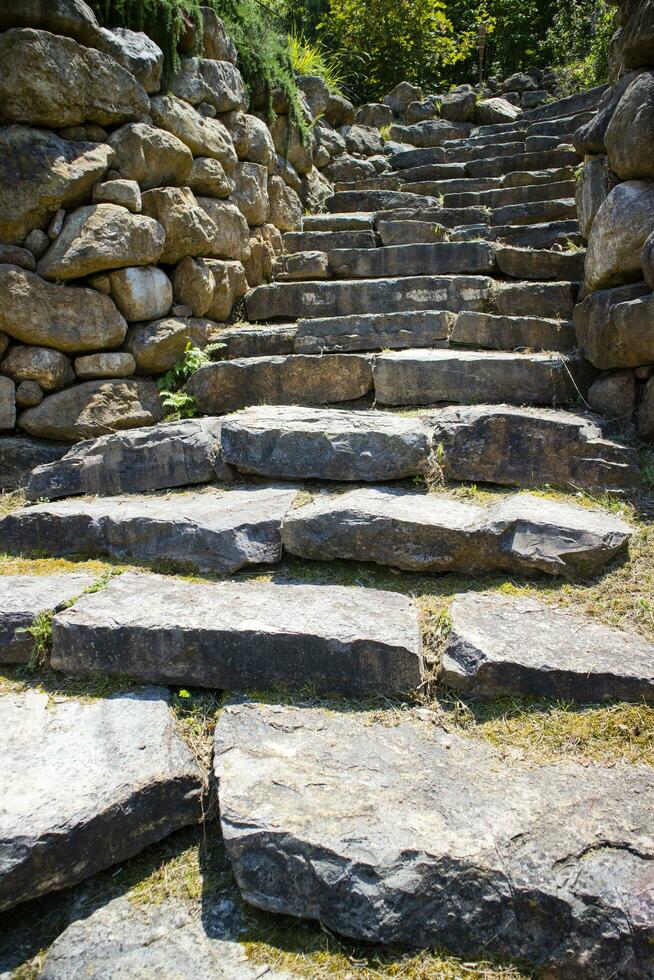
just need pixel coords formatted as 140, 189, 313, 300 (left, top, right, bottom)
186, 156, 234, 197
172, 57, 246, 112
354, 103, 393, 129
576, 155, 615, 239
573, 71, 637, 156
94, 27, 163, 94
0, 0, 101, 45
231, 162, 269, 226
1, 346, 74, 391
325, 92, 355, 127
584, 181, 654, 292
124, 317, 220, 374
140, 187, 217, 265
605, 70, 654, 180
574, 282, 652, 369
267, 175, 303, 232
108, 122, 193, 190
196, 198, 251, 262
0, 126, 113, 245
74, 352, 136, 379
109, 266, 173, 322
613, 0, 654, 74
150, 95, 237, 171
0, 266, 127, 352
298, 75, 330, 118
389, 119, 472, 147
269, 116, 313, 175
37, 205, 164, 281
440, 89, 476, 122
475, 97, 521, 125
383, 81, 423, 115
172, 257, 215, 317
204, 260, 248, 321
18, 379, 163, 441
345, 125, 384, 157
0, 377, 15, 429
239, 114, 276, 171
0, 435, 69, 491
200, 6, 237, 62
0, 29, 149, 128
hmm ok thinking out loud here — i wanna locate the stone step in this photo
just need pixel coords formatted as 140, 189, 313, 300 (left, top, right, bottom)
215, 700, 653, 977
246, 275, 493, 321
443, 592, 654, 701
442, 129, 528, 149
450, 311, 577, 351
282, 488, 631, 576
333, 175, 402, 193
520, 83, 608, 122
50, 571, 423, 697
392, 162, 468, 182
490, 219, 583, 250
221, 404, 639, 494
283, 230, 378, 253
303, 212, 374, 232
474, 119, 528, 138
490, 197, 578, 227
527, 111, 594, 138
0, 572, 97, 664
327, 190, 440, 213
492, 280, 578, 318
524, 134, 565, 152
373, 349, 592, 407
186, 352, 373, 414
397, 166, 575, 195
441, 179, 575, 210
495, 245, 586, 281
376, 218, 454, 246
213, 321, 297, 358
327, 242, 497, 280
375, 205, 491, 232
0, 486, 297, 575
294, 310, 453, 354
0, 687, 202, 913
466, 148, 578, 178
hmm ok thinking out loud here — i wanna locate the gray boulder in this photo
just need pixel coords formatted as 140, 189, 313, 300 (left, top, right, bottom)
389, 120, 472, 147
109, 265, 173, 322
475, 97, 521, 125
1, 345, 74, 391
196, 198, 250, 262
95, 27, 163, 93
231, 161, 269, 226
172, 57, 246, 113
383, 81, 423, 115
574, 282, 654, 369
605, 70, 654, 179
344, 125, 384, 157
576, 155, 615, 239
268, 175, 303, 232
573, 71, 637, 157
440, 89, 476, 122
27, 418, 234, 501
0, 436, 69, 491
186, 156, 235, 198
124, 316, 220, 374
0, 0, 101, 45
150, 95, 238, 170
0, 572, 96, 663
355, 103, 393, 129
584, 180, 654, 292
140, 187, 221, 265
201, 6, 237, 62
588, 369, 637, 421
298, 75, 330, 119
215, 699, 654, 977
0, 687, 202, 912
640, 377, 654, 441
108, 122, 193, 190
74, 352, 136, 379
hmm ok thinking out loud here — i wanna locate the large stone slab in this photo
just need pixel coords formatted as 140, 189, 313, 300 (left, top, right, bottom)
215, 700, 654, 977
295, 311, 454, 353
26, 419, 234, 502
429, 405, 639, 493
0, 572, 96, 664
442, 591, 654, 701
0, 688, 202, 912
574, 282, 652, 370
327, 242, 497, 279
327, 190, 440, 213
221, 405, 431, 481
0, 29, 148, 127
0, 436, 69, 491
495, 246, 585, 282
51, 571, 423, 696
450, 311, 576, 351
0, 486, 295, 575
186, 354, 373, 415
373, 350, 592, 406
282, 488, 632, 576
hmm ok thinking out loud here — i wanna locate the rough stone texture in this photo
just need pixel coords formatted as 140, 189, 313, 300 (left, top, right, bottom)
269, 116, 313, 175
18, 379, 162, 441
376, 220, 448, 246
0, 436, 69, 491
172, 57, 246, 113
150, 95, 237, 170
94, 26, 163, 94
491, 280, 578, 319
27, 418, 233, 501
0, 377, 16, 430
216, 699, 654, 978
495, 246, 585, 282
450, 311, 576, 352
140, 187, 219, 265
196, 198, 251, 262
640, 377, 654, 441
328, 242, 497, 279
172, 257, 215, 317
124, 317, 220, 374
0, 266, 127, 353
201, 6, 237, 63
109, 265, 173, 322
92, 177, 141, 212
588, 370, 637, 421
0, 487, 295, 574
584, 180, 654, 292
186, 156, 234, 197
0, 572, 96, 664
0, 0, 102, 44
74, 352, 136, 379
187, 354, 373, 415
642, 230, 654, 288
0, 688, 202, 912
576, 155, 615, 239
282, 488, 631, 576
221, 405, 431, 481
0, 126, 114, 245
204, 260, 248, 321
274, 251, 329, 282
268, 175, 303, 232
15, 380, 44, 408
605, 71, 654, 180
355, 103, 393, 129
231, 162, 269, 226
1, 345, 74, 391
0, 29, 149, 128
429, 404, 639, 493
374, 350, 591, 407
298, 75, 330, 119
345, 125, 384, 157
51, 571, 422, 696
212, 323, 296, 358
443, 591, 654, 702
108, 122, 193, 190
574, 282, 653, 369
295, 311, 453, 353
475, 97, 522, 124
0, 245, 35, 270
37, 204, 165, 281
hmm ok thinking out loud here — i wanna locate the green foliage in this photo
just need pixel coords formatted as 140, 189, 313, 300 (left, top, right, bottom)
157, 341, 225, 420
545, 0, 615, 92
17, 611, 54, 669
287, 31, 345, 94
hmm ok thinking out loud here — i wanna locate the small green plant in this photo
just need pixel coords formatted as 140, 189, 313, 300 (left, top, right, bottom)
640, 449, 654, 490
379, 123, 393, 141
287, 31, 345, 94
157, 341, 225, 420
17, 611, 54, 669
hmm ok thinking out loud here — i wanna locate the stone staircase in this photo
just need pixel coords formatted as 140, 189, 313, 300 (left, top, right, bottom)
2, 87, 654, 978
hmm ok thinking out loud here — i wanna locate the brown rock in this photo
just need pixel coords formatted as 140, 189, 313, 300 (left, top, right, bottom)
107, 123, 193, 191
109, 266, 173, 323
639, 378, 654, 441
186, 157, 234, 198
141, 187, 219, 265
15, 381, 44, 408
92, 179, 141, 212
172, 257, 215, 317
0, 245, 35, 271
195, 198, 251, 262
268, 175, 303, 232
124, 318, 220, 374
74, 353, 136, 379
204, 261, 248, 321
0, 377, 16, 429
1, 346, 74, 391
585, 181, 654, 292
231, 162, 269, 226
587, 370, 637, 421
150, 95, 237, 171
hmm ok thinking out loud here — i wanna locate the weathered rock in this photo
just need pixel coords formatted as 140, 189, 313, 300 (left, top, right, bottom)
37, 205, 164, 281
1, 345, 73, 391
26, 418, 233, 501
124, 317, 219, 374
450, 311, 576, 352
216, 701, 654, 978
92, 177, 141, 212
492, 280, 578, 319
295, 310, 453, 353
285, 230, 377, 253
383, 81, 423, 115
328, 242, 496, 279
575, 283, 654, 369
585, 181, 654, 292
344, 125, 384, 157
0, 572, 96, 664
0, 29, 148, 128
240, 114, 276, 171
24, 230, 50, 258
282, 488, 631, 576
231, 162, 269, 226
0, 0, 101, 45
376, 219, 448, 246
186, 156, 234, 198
429, 404, 639, 492
204, 260, 248, 321
325, 92, 355, 127
269, 116, 313, 175
73, 352, 135, 380
576, 155, 615, 239
18, 379, 162, 441
172, 57, 246, 112
323, 154, 378, 184
222, 405, 431, 481
201, 6, 237, 61
187, 354, 373, 415
0, 245, 35, 271
275, 251, 329, 282
15, 381, 44, 408
299, 167, 334, 212
108, 122, 193, 190
150, 95, 237, 170
109, 265, 172, 322
298, 75, 330, 119
475, 97, 522, 124
0, 436, 69, 491
640, 377, 654, 441
391, 119, 474, 148
495, 246, 585, 282
0, 126, 114, 245
212, 323, 295, 359
605, 71, 654, 180
142, 187, 223, 264
355, 103, 394, 129
588, 370, 637, 421
0, 687, 202, 912
171, 257, 214, 317
94, 26, 163, 94
51, 570, 422, 695
0, 377, 16, 430
0, 266, 127, 353
196, 198, 251, 262
268, 175, 303, 232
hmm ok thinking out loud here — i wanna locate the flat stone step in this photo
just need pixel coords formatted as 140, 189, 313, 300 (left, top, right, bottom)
393, 162, 468, 182
398, 167, 575, 196
495, 245, 586, 281
442, 179, 575, 210
490, 197, 578, 227
51, 571, 423, 697
450, 311, 577, 351
246, 275, 492, 321
391, 143, 524, 170
399, 174, 502, 193
327, 242, 497, 279
25, 419, 234, 502
0, 436, 68, 492
214, 321, 297, 358
333, 176, 402, 193
215, 700, 653, 976
0, 572, 97, 664
0, 487, 297, 575
466, 148, 578, 179
327, 190, 440, 214
186, 353, 373, 414
283, 230, 378, 253
373, 349, 592, 406
520, 84, 607, 122
443, 591, 654, 701
294, 310, 453, 353
282, 488, 632, 576
374, 205, 491, 230
490, 219, 583, 249
0, 687, 202, 912
492, 280, 578, 318
303, 212, 374, 232
528, 111, 594, 138
376, 218, 454, 246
